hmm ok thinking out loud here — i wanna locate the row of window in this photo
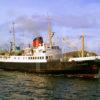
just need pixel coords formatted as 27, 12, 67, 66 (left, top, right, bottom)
13, 56, 53, 60
28, 56, 44, 60
13, 56, 45, 60
46, 56, 53, 59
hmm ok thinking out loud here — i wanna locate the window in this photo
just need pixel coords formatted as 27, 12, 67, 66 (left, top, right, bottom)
46, 56, 48, 59
43, 51, 46, 53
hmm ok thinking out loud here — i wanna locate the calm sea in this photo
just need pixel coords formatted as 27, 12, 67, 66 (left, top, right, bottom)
0, 71, 100, 100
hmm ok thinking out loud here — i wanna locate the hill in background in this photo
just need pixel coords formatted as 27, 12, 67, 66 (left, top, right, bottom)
63, 50, 97, 59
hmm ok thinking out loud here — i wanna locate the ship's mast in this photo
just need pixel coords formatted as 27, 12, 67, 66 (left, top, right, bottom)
81, 33, 84, 57
48, 16, 53, 48
10, 22, 16, 52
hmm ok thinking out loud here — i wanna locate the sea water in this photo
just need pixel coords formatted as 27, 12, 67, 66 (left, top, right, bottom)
0, 71, 100, 100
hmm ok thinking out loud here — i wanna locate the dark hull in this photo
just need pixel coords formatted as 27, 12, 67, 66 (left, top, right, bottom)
0, 60, 99, 75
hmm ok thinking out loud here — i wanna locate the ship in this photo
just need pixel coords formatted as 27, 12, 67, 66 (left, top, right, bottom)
0, 22, 100, 78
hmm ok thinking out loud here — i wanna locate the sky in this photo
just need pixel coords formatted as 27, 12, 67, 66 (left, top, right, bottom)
0, 0, 100, 54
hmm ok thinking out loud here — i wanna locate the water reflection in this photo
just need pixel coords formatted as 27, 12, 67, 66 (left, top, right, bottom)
0, 71, 100, 100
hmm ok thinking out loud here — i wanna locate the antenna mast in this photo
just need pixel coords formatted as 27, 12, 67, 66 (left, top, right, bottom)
81, 33, 84, 57
48, 16, 53, 48
10, 22, 16, 52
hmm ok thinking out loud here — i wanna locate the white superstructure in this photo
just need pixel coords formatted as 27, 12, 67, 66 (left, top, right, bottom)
0, 43, 62, 63
68, 56, 100, 62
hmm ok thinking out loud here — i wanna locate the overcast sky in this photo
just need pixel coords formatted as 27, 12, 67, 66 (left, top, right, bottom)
0, 0, 100, 54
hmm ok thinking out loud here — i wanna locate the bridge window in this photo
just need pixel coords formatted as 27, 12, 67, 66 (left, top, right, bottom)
46, 56, 48, 59
43, 51, 46, 53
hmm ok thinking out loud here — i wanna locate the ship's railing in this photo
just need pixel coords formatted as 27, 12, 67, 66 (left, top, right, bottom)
0, 56, 10, 60
96, 56, 100, 60
68, 56, 97, 62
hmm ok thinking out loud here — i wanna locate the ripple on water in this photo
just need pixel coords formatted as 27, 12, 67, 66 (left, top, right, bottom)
0, 71, 100, 100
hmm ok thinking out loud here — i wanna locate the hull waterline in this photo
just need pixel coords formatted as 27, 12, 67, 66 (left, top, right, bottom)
0, 60, 99, 77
